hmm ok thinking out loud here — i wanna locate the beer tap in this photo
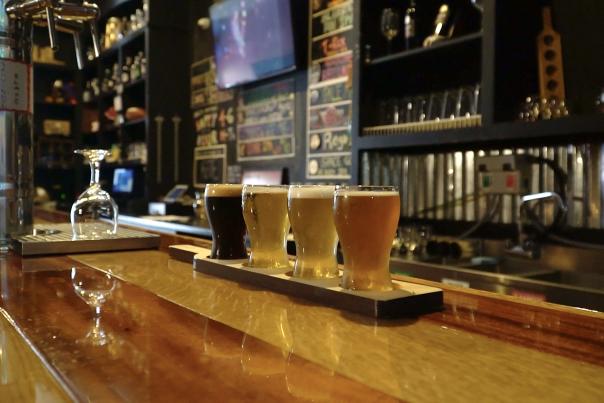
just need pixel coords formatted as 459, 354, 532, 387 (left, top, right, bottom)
5, 0, 100, 68
0, 0, 100, 249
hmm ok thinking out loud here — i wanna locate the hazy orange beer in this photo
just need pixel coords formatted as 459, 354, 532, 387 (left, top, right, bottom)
288, 185, 338, 279
334, 186, 400, 291
242, 185, 290, 269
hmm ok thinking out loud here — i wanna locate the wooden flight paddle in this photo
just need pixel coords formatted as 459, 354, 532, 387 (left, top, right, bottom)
537, 7, 566, 100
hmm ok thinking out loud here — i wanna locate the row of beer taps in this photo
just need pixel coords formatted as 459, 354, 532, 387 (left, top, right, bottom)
5, 0, 100, 68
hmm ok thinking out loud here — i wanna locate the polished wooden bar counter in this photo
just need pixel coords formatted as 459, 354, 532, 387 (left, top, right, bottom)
0, 214, 603, 402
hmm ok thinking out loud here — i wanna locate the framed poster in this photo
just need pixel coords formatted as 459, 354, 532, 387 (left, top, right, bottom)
191, 57, 236, 148
237, 79, 296, 162
193, 145, 227, 187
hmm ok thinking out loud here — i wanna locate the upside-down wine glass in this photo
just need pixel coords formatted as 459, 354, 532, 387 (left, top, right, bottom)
71, 149, 119, 240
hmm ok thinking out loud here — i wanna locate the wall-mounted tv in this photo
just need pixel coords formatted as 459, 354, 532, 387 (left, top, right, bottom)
209, 0, 296, 89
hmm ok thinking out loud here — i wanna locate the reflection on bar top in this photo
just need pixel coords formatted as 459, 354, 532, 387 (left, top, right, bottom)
70, 250, 604, 402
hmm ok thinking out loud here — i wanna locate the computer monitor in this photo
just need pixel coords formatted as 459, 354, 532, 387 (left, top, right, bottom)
112, 168, 134, 194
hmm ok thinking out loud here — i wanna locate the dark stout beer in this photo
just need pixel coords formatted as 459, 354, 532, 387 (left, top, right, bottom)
204, 184, 247, 260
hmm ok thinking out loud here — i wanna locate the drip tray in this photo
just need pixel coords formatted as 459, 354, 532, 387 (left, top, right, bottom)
13, 223, 160, 256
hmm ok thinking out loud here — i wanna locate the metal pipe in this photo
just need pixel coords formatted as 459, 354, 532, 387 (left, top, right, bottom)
1, 0, 99, 248
0, 0, 34, 250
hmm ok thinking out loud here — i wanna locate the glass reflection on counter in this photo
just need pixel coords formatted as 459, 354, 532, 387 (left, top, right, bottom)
240, 300, 291, 377
286, 309, 342, 402
71, 267, 116, 346
201, 317, 242, 359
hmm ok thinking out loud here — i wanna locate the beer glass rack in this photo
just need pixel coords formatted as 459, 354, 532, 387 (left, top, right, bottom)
13, 224, 160, 256
169, 245, 443, 319
362, 114, 482, 136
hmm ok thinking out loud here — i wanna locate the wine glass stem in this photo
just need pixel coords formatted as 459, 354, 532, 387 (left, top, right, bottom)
94, 306, 102, 317
89, 160, 101, 186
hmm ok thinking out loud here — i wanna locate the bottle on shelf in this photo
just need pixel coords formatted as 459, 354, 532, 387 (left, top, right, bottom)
91, 78, 100, 97
140, 51, 147, 77
131, 55, 141, 81
83, 81, 93, 103
423, 4, 451, 47
112, 63, 120, 87
404, 0, 418, 50
102, 68, 111, 93
121, 56, 132, 84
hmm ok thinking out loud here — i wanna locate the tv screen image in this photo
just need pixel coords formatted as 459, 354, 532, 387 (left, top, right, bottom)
210, 0, 296, 89
113, 168, 134, 193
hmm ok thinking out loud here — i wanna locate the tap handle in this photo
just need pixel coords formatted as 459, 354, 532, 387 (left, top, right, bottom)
45, 6, 59, 50
73, 31, 84, 70
90, 21, 101, 58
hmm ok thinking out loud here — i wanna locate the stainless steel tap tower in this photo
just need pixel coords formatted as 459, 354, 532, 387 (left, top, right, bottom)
0, 0, 99, 250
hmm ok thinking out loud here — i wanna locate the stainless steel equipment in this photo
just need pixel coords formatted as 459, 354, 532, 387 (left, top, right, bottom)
0, 0, 99, 250
13, 223, 160, 256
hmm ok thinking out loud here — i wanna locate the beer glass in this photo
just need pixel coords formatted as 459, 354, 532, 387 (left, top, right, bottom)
334, 186, 400, 291
242, 185, 290, 269
288, 185, 338, 279
205, 184, 247, 260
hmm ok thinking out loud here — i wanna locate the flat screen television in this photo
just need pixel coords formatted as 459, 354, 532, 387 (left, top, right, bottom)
112, 168, 134, 193
209, 0, 296, 89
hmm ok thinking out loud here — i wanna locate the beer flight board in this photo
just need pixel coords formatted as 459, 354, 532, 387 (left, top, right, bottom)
169, 245, 443, 319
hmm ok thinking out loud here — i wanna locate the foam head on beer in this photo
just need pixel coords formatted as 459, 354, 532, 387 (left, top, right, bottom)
288, 185, 335, 200
205, 183, 244, 197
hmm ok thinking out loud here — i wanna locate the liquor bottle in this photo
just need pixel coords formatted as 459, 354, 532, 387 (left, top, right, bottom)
140, 52, 147, 77
130, 55, 141, 81
83, 81, 92, 102
423, 4, 450, 47
111, 63, 120, 87
404, 0, 418, 50
121, 56, 131, 84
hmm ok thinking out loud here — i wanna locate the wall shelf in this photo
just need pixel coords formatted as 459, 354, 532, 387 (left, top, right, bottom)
357, 115, 604, 151
123, 117, 146, 128
368, 32, 483, 67
33, 62, 72, 72
101, 29, 145, 58
124, 77, 146, 90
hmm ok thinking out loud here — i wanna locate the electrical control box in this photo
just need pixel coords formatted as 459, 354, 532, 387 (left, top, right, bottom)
477, 155, 532, 195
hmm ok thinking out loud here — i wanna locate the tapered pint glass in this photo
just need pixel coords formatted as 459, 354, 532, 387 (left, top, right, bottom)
334, 186, 400, 291
288, 185, 338, 279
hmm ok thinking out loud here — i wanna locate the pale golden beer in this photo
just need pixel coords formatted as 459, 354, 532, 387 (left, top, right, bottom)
288, 185, 338, 279
334, 186, 400, 291
242, 185, 290, 269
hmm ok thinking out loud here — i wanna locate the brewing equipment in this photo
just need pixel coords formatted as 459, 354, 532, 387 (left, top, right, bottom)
0, 0, 99, 250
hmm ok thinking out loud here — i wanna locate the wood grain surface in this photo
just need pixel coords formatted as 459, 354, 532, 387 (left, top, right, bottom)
0, 309, 73, 402
9, 208, 600, 402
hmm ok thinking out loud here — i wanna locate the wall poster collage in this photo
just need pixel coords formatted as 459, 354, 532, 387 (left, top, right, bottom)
237, 79, 296, 161
190, 57, 234, 184
306, 0, 354, 180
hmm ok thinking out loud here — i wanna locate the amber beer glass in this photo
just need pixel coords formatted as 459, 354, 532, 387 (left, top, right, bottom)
204, 184, 247, 260
334, 186, 400, 291
288, 185, 338, 279
242, 185, 290, 269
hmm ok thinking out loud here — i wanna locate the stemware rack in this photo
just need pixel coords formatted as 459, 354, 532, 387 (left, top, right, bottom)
13, 224, 160, 256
